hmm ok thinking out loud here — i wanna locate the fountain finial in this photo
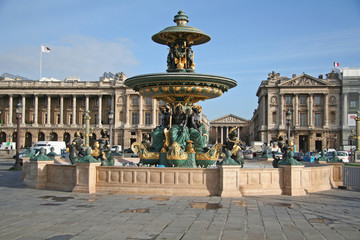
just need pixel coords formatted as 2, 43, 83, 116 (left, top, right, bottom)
174, 10, 189, 26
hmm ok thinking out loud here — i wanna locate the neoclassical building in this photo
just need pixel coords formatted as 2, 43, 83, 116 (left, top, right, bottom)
251, 71, 342, 153
0, 73, 169, 149
209, 114, 250, 145
334, 67, 360, 151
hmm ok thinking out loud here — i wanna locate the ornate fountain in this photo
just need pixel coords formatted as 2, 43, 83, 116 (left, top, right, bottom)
125, 11, 239, 167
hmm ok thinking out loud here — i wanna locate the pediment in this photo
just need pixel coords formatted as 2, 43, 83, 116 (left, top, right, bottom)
211, 114, 249, 124
279, 74, 328, 87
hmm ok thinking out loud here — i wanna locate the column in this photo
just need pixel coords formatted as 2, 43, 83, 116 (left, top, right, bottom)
294, 94, 298, 127
8, 95, 13, 125
226, 126, 229, 139
152, 98, 157, 127
279, 94, 283, 127
59, 96, 64, 125
34, 95, 38, 125
323, 93, 328, 128
98, 95, 102, 126
262, 96, 266, 127
343, 93, 348, 127
47, 95, 51, 125
125, 94, 130, 126
85, 95, 89, 112
21, 95, 26, 124
220, 127, 224, 144
72, 95, 76, 125
309, 94, 313, 128
139, 95, 143, 126
215, 127, 218, 144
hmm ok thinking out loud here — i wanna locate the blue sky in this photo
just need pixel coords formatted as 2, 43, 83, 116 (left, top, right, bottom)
1, 0, 359, 120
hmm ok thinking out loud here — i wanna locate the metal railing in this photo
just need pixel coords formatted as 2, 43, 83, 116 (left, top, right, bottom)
343, 164, 360, 190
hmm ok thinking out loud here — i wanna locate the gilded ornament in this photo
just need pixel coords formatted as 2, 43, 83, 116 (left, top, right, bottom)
196, 143, 223, 161
131, 142, 160, 160
167, 142, 188, 160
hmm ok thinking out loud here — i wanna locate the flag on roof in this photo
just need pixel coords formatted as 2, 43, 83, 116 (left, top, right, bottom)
333, 62, 339, 67
41, 45, 51, 53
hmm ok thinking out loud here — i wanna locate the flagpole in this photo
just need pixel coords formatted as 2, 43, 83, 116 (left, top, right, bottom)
40, 47, 42, 80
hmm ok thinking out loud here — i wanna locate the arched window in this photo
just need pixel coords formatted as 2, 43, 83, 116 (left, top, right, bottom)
38, 132, 45, 141
50, 132, 58, 141
63, 132, 71, 146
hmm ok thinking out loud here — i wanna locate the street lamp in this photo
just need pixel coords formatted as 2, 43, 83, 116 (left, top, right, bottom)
83, 110, 91, 147
11, 102, 22, 170
355, 111, 360, 162
108, 109, 114, 149
285, 110, 292, 144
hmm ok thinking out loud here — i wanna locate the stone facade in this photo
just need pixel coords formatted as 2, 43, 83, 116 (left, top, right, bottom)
334, 67, 360, 152
251, 71, 342, 153
0, 73, 165, 150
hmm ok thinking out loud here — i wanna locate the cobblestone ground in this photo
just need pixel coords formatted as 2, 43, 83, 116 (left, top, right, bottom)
0, 158, 359, 240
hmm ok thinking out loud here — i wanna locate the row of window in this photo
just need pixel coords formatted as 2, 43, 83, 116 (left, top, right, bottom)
284, 95, 358, 108
285, 95, 323, 105
132, 96, 154, 105
29, 112, 156, 125
271, 112, 336, 127
131, 112, 153, 125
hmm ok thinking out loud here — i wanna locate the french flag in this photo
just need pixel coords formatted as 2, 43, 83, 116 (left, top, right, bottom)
333, 62, 340, 67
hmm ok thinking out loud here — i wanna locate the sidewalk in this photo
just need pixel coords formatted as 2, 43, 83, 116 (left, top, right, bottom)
0, 157, 360, 240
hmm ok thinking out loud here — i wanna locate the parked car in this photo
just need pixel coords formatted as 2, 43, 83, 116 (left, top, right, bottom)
13, 149, 31, 166
326, 151, 349, 162
303, 152, 320, 163
336, 151, 349, 162
244, 150, 253, 160
293, 152, 304, 161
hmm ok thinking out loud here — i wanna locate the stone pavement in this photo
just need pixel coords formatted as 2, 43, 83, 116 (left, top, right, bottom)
1, 157, 360, 240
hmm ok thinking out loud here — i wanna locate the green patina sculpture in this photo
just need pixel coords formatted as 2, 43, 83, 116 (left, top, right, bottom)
221, 127, 244, 167
30, 147, 52, 161
218, 150, 242, 166
77, 147, 100, 163
47, 147, 58, 160
278, 151, 303, 166
260, 146, 273, 159
327, 151, 343, 163
23, 147, 36, 158
317, 150, 328, 162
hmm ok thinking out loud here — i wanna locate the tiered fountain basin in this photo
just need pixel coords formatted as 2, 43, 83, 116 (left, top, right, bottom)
124, 72, 237, 103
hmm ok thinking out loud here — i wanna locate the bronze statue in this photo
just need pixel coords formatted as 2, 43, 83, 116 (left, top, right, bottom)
222, 127, 244, 167
170, 104, 189, 149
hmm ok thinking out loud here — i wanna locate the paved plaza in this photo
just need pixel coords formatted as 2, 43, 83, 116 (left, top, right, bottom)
1, 155, 360, 240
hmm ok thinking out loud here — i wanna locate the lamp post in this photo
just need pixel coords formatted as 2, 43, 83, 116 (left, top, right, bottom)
11, 102, 22, 170
355, 111, 360, 162
108, 110, 114, 149
84, 110, 91, 147
285, 110, 292, 144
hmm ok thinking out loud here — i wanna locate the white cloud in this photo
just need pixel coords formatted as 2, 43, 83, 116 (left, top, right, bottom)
0, 35, 140, 81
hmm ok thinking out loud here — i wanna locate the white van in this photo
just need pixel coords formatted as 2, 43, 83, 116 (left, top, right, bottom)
33, 141, 66, 155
